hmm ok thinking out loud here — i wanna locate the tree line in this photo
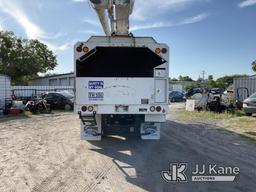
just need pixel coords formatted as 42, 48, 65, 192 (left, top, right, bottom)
171, 74, 250, 90
171, 61, 256, 90
0, 31, 57, 85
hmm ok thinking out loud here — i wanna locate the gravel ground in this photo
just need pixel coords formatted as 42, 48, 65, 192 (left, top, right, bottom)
0, 107, 256, 192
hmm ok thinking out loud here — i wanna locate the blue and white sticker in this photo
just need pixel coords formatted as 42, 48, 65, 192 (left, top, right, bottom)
88, 92, 104, 100
88, 81, 104, 89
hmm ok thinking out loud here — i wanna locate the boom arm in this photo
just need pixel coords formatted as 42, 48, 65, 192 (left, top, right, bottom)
89, 0, 134, 36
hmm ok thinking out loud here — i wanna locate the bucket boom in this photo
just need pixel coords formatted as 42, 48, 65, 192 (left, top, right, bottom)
89, 0, 135, 36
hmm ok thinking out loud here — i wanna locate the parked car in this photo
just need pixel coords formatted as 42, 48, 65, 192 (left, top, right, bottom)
209, 88, 224, 95
208, 88, 225, 102
243, 92, 256, 116
41, 92, 74, 110
185, 88, 203, 98
169, 91, 184, 103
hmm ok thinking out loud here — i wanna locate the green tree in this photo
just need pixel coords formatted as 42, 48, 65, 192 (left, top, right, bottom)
178, 75, 194, 82
0, 31, 57, 85
252, 60, 256, 72
207, 75, 215, 88
197, 77, 203, 82
208, 80, 217, 88
184, 83, 197, 90
171, 78, 178, 81
208, 75, 213, 81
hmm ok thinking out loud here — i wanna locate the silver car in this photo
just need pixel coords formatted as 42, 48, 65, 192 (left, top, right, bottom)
243, 93, 256, 116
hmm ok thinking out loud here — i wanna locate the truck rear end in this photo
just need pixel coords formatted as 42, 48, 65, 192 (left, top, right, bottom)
75, 36, 169, 140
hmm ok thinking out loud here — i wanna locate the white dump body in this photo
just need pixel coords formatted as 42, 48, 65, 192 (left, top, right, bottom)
75, 36, 169, 140
75, 36, 169, 116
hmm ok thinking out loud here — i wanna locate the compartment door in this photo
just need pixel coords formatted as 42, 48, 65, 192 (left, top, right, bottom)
155, 79, 167, 103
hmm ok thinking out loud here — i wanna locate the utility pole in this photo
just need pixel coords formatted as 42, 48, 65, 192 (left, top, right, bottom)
202, 70, 206, 81
201, 70, 207, 89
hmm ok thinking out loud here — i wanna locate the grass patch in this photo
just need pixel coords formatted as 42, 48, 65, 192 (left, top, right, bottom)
177, 109, 245, 120
221, 117, 256, 129
23, 111, 33, 116
174, 107, 256, 140
244, 132, 256, 136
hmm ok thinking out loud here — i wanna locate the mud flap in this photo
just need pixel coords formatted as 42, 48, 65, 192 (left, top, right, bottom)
140, 123, 160, 140
80, 114, 102, 141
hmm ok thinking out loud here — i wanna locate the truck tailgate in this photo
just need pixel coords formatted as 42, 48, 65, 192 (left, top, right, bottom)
76, 78, 155, 105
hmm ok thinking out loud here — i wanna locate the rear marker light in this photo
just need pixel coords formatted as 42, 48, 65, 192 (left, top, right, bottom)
81, 106, 87, 112
161, 48, 167, 54
156, 106, 162, 112
155, 48, 161, 54
83, 47, 89, 53
150, 106, 155, 112
76, 46, 82, 52
88, 106, 94, 112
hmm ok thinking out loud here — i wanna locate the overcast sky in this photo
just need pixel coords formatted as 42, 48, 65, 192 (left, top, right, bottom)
0, 0, 255, 79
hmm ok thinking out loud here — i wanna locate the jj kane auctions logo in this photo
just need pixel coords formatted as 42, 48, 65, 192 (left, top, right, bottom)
162, 163, 240, 182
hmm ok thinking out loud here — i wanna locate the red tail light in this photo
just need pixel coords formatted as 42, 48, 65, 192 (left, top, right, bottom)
161, 48, 167, 54
243, 99, 249, 104
156, 106, 162, 112
81, 106, 87, 112
76, 47, 82, 52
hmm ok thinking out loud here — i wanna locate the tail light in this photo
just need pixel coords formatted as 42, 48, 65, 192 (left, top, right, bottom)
76, 43, 83, 52
243, 99, 249, 104
161, 48, 167, 54
88, 106, 94, 112
156, 106, 162, 112
83, 47, 89, 53
150, 106, 155, 112
76, 46, 82, 52
81, 106, 87, 112
155, 48, 161, 54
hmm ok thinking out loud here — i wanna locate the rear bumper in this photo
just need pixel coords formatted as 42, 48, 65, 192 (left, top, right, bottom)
76, 104, 168, 115
243, 106, 256, 114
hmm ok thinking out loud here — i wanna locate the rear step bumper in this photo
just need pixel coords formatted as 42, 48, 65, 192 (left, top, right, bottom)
78, 111, 97, 126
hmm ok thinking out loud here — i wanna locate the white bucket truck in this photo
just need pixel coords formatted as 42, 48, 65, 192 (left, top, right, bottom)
75, 0, 169, 140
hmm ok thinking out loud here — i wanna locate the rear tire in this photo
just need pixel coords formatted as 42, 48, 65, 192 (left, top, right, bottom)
64, 104, 72, 111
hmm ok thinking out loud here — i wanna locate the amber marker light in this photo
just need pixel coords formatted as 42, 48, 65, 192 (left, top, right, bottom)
155, 48, 161, 54
83, 46, 89, 53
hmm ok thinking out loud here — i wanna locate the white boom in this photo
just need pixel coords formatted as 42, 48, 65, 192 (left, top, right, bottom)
89, 0, 134, 36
